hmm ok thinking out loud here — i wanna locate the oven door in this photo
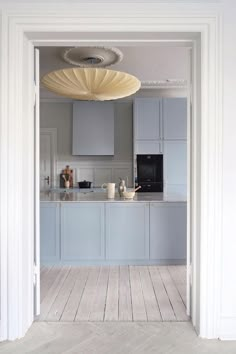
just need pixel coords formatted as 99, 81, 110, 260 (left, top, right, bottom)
137, 154, 163, 183
139, 182, 163, 192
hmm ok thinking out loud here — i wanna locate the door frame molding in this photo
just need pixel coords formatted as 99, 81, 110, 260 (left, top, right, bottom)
0, 4, 222, 340
40, 128, 57, 188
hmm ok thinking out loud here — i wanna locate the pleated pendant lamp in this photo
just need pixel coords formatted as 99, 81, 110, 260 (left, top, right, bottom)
41, 67, 141, 101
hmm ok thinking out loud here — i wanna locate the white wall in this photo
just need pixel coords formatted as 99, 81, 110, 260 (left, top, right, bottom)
220, 0, 236, 339
40, 101, 133, 162
2, 0, 236, 341
40, 89, 188, 188
40, 101, 134, 186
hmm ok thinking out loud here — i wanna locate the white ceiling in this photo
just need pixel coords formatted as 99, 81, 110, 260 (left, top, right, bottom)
40, 45, 190, 98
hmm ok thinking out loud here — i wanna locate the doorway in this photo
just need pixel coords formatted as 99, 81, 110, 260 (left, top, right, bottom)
38, 42, 190, 323
0, 9, 222, 340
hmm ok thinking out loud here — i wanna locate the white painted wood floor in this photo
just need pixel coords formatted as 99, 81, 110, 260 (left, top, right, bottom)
39, 265, 189, 322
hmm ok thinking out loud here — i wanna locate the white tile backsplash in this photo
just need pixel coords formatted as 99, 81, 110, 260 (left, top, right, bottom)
56, 160, 133, 188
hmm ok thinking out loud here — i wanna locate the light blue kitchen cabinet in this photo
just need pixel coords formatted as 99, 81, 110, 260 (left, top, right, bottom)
106, 202, 149, 260
163, 97, 187, 140
40, 202, 60, 263
135, 140, 163, 155
150, 202, 187, 262
61, 202, 105, 261
164, 140, 187, 185
134, 98, 161, 141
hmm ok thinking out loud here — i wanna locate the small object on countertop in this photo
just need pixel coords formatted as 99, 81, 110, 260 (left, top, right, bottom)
60, 165, 73, 188
122, 186, 141, 199
122, 190, 136, 199
118, 177, 127, 197
134, 186, 142, 192
78, 180, 92, 188
65, 180, 70, 188
101, 182, 116, 199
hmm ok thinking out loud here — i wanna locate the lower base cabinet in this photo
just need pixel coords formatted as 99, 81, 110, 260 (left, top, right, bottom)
150, 202, 187, 261
40, 203, 60, 262
40, 201, 187, 264
106, 203, 149, 260
61, 203, 105, 261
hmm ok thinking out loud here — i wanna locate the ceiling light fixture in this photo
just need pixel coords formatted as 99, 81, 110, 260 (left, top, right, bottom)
41, 67, 141, 101
62, 46, 123, 68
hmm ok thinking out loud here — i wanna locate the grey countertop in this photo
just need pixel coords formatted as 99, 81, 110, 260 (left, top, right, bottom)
40, 189, 186, 203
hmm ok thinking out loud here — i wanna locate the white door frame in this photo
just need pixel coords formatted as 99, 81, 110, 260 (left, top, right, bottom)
0, 4, 222, 340
40, 128, 58, 189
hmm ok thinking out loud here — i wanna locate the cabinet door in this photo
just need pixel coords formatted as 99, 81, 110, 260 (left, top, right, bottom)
106, 203, 149, 260
40, 203, 60, 262
135, 140, 162, 154
72, 102, 114, 155
61, 203, 105, 260
163, 98, 187, 140
134, 98, 161, 140
150, 203, 187, 261
164, 141, 187, 185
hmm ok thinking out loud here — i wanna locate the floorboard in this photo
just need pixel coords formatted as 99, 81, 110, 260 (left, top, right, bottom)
61, 267, 89, 321
158, 266, 189, 321
139, 266, 161, 321
75, 267, 100, 321
104, 266, 119, 321
129, 266, 147, 321
89, 266, 109, 321
168, 265, 187, 307
46, 267, 79, 321
40, 266, 70, 321
40, 265, 189, 322
119, 266, 132, 321
149, 266, 176, 321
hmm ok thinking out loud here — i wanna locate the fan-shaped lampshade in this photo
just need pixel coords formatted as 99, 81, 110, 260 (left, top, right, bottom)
41, 68, 141, 100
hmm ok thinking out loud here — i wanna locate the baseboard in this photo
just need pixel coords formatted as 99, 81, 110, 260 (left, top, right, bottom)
40, 259, 186, 266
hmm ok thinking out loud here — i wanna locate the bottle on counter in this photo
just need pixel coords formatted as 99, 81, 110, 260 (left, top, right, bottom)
118, 177, 127, 197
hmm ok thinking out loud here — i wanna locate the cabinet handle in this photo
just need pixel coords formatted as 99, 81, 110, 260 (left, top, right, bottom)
44, 176, 50, 185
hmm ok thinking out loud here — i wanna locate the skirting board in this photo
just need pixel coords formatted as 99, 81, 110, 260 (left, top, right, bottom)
41, 259, 187, 266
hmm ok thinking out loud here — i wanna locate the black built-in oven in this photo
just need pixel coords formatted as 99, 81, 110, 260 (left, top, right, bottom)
137, 154, 163, 192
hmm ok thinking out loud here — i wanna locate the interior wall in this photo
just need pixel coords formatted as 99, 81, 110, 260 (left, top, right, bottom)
40, 88, 188, 163
40, 88, 188, 188
40, 101, 133, 162
0, 2, 225, 342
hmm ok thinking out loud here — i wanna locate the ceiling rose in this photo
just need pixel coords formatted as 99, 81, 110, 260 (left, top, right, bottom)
41, 67, 141, 101
62, 47, 123, 68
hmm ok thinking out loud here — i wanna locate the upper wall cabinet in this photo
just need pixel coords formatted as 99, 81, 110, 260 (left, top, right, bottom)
72, 102, 114, 155
134, 98, 161, 140
163, 98, 187, 140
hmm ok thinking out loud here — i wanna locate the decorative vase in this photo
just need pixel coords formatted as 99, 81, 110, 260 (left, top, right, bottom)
65, 180, 70, 188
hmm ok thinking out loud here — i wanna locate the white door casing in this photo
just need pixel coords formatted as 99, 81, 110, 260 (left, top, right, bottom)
0, 4, 222, 340
40, 128, 57, 190
34, 48, 40, 316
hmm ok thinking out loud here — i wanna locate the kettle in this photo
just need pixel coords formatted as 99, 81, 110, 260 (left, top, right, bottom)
118, 177, 127, 197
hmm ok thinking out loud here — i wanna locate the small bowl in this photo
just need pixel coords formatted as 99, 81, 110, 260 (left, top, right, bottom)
122, 191, 135, 199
